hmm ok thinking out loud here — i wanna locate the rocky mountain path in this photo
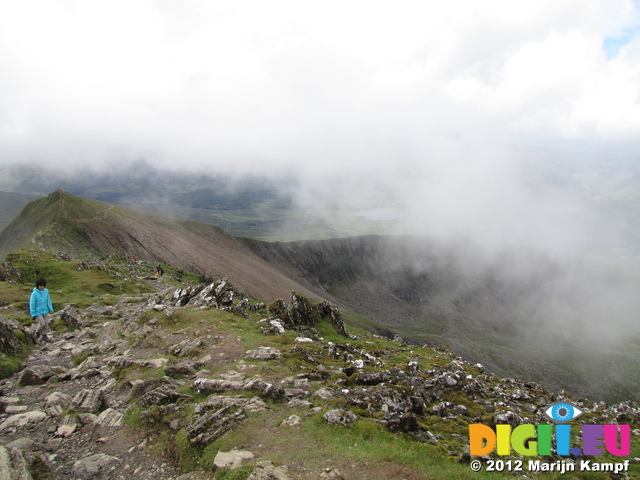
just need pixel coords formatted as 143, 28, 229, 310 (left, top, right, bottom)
0, 281, 350, 480
0, 290, 196, 480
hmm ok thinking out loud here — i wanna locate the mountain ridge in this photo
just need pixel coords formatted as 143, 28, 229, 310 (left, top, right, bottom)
0, 190, 320, 304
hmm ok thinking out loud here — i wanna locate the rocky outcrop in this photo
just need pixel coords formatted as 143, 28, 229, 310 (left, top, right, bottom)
186, 405, 248, 447
164, 279, 239, 309
267, 292, 347, 336
0, 316, 31, 355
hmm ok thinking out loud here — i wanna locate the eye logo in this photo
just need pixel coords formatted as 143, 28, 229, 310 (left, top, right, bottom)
470, 402, 631, 457
545, 402, 584, 423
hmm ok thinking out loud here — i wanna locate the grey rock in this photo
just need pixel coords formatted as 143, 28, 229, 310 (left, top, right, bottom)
247, 461, 292, 480
246, 346, 282, 360
0, 445, 50, 480
78, 413, 99, 425
70, 389, 105, 414
286, 398, 313, 409
193, 378, 284, 402
323, 409, 358, 426
312, 388, 335, 400
72, 453, 121, 478
140, 386, 192, 407
195, 395, 268, 414
186, 405, 247, 447
46, 391, 71, 410
18, 365, 54, 386
60, 305, 81, 329
122, 378, 165, 402
164, 362, 196, 378
5, 438, 36, 451
281, 415, 303, 427
0, 316, 26, 355
169, 338, 203, 357
96, 408, 124, 427
213, 449, 255, 469
219, 370, 245, 381
0, 411, 47, 431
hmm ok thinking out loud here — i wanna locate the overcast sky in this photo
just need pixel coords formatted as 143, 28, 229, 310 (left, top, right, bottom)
1, 1, 640, 251
1, 0, 638, 169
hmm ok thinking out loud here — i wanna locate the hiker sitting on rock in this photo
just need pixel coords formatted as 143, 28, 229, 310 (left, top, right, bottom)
30, 278, 54, 341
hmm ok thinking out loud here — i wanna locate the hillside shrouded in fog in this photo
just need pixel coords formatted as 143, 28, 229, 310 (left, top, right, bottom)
1, 2, 640, 401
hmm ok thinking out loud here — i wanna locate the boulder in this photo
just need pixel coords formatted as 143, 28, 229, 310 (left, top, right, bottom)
140, 386, 192, 408
186, 405, 247, 447
72, 453, 121, 478
195, 395, 268, 414
59, 305, 81, 329
246, 346, 282, 360
0, 445, 51, 479
164, 362, 196, 378
248, 461, 291, 480
213, 449, 255, 469
96, 408, 124, 427
323, 409, 358, 426
281, 415, 303, 427
46, 391, 72, 410
0, 411, 47, 431
70, 389, 104, 414
0, 316, 26, 355
18, 365, 54, 386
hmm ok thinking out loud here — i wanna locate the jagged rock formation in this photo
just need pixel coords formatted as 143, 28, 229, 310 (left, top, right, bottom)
0, 264, 637, 479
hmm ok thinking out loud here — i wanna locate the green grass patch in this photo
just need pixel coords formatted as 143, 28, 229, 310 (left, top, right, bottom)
213, 465, 254, 480
0, 249, 155, 311
112, 365, 166, 384
71, 352, 90, 366
0, 351, 30, 379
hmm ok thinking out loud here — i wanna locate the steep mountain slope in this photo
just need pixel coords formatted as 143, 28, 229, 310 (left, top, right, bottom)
0, 191, 319, 303
244, 235, 640, 402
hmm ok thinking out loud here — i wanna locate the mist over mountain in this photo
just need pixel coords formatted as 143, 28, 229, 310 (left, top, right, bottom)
1, 0, 639, 408
3, 146, 640, 266
3, 191, 640, 403
0, 161, 400, 241
1, 7, 640, 476
245, 234, 640, 402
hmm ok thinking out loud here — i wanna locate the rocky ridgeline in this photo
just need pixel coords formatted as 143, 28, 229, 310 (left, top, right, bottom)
0, 276, 638, 480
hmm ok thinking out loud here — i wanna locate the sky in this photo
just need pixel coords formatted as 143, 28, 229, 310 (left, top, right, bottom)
1, 0, 640, 251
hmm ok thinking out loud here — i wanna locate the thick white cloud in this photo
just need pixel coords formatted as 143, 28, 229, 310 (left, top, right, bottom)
1, 1, 639, 255
1, 0, 638, 170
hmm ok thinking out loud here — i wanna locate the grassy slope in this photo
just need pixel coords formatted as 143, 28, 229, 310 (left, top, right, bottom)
0, 249, 192, 323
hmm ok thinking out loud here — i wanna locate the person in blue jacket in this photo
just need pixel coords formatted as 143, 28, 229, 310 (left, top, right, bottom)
30, 278, 54, 341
